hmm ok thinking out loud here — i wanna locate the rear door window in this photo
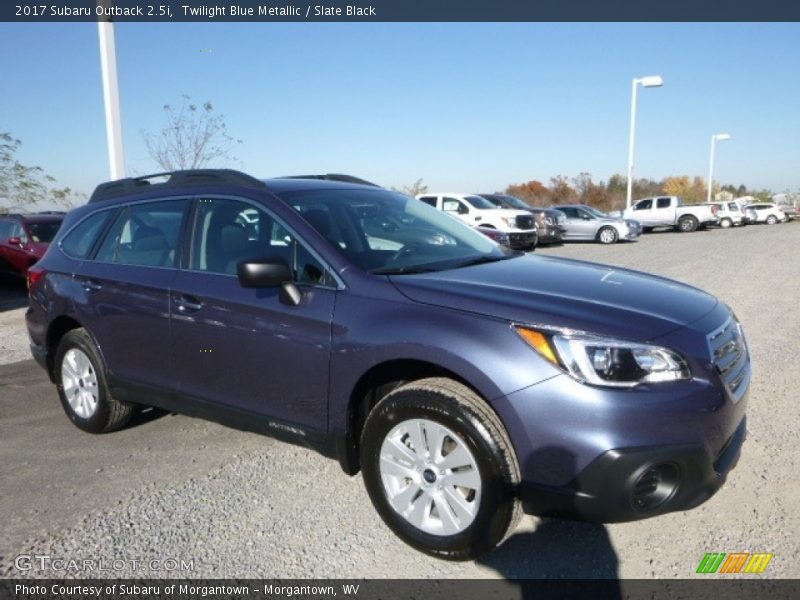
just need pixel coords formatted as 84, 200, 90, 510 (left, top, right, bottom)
95, 199, 188, 268
656, 197, 672, 208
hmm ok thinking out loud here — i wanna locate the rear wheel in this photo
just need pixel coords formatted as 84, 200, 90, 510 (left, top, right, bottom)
766, 215, 778, 225
55, 328, 133, 433
597, 226, 618, 244
360, 377, 521, 560
677, 215, 698, 232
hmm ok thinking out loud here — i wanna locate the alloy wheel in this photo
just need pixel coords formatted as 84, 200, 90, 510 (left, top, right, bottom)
61, 348, 99, 419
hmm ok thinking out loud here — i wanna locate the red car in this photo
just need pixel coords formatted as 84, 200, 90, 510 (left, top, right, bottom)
0, 212, 64, 278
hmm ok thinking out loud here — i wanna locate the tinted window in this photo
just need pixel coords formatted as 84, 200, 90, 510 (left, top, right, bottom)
558, 207, 577, 218
191, 198, 331, 285
635, 199, 652, 210
463, 195, 496, 209
9, 222, 26, 240
27, 220, 62, 243
418, 197, 437, 207
656, 197, 671, 208
61, 211, 112, 259
0, 220, 13, 239
95, 199, 187, 267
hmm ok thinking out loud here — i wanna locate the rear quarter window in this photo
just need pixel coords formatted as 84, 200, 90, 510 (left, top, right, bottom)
61, 210, 114, 259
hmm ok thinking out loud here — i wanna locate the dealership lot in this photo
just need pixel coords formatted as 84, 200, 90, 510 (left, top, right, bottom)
0, 223, 798, 578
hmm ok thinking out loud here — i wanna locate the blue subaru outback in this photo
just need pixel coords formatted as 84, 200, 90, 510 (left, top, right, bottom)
26, 170, 749, 560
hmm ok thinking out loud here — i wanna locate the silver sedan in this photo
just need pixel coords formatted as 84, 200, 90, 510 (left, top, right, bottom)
552, 204, 641, 244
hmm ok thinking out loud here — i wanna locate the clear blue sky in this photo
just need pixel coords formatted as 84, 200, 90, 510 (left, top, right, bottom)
1, 22, 799, 197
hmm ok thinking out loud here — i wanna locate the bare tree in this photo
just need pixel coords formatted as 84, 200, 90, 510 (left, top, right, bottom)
0, 132, 68, 211
141, 95, 241, 171
392, 178, 428, 197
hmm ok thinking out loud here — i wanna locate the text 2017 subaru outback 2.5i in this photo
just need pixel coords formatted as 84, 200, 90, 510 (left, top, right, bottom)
27, 170, 750, 560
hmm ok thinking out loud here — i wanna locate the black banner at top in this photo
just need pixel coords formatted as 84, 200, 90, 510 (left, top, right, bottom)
3, 0, 800, 22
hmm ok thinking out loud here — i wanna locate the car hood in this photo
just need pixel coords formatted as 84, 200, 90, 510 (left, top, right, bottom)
390, 254, 718, 341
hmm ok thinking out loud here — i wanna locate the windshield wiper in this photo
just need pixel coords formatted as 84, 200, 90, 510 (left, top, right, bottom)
372, 266, 441, 275
451, 253, 521, 269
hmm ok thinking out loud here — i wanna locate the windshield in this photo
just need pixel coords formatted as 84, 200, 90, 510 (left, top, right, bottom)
463, 195, 498, 209
27, 220, 62, 243
499, 195, 530, 210
280, 188, 515, 275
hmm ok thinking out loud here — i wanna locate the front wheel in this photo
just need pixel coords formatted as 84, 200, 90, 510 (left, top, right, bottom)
766, 215, 778, 225
597, 226, 618, 244
360, 378, 521, 560
720, 218, 732, 228
55, 328, 134, 433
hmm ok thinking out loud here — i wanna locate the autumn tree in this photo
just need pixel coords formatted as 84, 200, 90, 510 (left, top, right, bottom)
549, 176, 577, 204
505, 180, 551, 205
662, 175, 693, 199
142, 95, 241, 171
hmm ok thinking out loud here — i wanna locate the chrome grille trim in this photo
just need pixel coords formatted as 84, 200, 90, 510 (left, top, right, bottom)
707, 316, 750, 403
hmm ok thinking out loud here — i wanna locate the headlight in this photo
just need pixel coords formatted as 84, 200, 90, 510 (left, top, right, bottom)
501, 216, 518, 228
516, 328, 691, 388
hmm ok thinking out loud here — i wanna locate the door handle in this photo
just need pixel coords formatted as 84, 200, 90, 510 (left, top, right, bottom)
173, 294, 203, 313
81, 279, 102, 292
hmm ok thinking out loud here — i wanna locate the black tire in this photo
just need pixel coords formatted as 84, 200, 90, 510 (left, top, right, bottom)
642, 227, 654, 233
360, 377, 521, 561
528, 242, 537, 252
55, 328, 133, 433
677, 215, 698, 232
596, 226, 618, 244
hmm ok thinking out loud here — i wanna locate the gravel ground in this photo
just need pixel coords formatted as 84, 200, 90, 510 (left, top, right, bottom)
0, 307, 29, 366
0, 222, 798, 579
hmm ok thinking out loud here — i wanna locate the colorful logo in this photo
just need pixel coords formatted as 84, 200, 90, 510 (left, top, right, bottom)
696, 552, 773, 574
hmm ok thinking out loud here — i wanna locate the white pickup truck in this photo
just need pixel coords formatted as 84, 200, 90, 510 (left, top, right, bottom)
416, 193, 538, 250
617, 196, 719, 232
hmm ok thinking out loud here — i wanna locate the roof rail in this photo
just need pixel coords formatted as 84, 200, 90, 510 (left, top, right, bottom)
280, 173, 381, 187
88, 169, 266, 204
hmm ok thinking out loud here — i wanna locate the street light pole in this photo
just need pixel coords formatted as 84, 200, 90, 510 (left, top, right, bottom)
97, 17, 126, 180
626, 75, 663, 210
707, 133, 731, 204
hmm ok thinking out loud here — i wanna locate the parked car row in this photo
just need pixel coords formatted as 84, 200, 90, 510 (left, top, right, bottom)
415, 190, 796, 252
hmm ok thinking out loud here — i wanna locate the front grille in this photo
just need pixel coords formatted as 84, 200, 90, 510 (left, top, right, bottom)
707, 317, 750, 403
515, 215, 534, 230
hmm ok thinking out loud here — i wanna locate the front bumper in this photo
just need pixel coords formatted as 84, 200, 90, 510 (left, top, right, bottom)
508, 231, 537, 249
519, 417, 746, 522
537, 226, 564, 244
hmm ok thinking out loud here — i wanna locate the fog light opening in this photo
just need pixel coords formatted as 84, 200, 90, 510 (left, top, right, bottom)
631, 463, 679, 512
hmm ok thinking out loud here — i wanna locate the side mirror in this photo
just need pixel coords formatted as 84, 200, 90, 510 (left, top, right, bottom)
237, 258, 291, 288
237, 258, 303, 306
8, 236, 22, 246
